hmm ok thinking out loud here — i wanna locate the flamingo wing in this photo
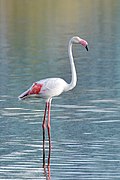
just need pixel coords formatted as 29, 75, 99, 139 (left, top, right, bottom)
18, 78, 67, 100
18, 82, 43, 100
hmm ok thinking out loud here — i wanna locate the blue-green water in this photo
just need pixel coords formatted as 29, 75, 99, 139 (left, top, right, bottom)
1, 0, 120, 179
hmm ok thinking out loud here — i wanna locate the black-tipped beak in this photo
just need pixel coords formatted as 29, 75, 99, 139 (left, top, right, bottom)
85, 45, 88, 51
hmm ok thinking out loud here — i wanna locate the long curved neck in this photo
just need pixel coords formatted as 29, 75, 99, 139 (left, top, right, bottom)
65, 41, 77, 92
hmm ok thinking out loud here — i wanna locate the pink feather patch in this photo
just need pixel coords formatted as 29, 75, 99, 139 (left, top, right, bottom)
29, 83, 43, 95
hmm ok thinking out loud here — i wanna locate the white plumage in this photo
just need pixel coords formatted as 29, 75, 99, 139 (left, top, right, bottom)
18, 36, 88, 165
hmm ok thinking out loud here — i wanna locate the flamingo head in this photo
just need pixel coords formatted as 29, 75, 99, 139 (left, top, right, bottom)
71, 36, 88, 51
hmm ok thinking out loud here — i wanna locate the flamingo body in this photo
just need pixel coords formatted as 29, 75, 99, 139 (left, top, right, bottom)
18, 36, 88, 166
19, 78, 68, 101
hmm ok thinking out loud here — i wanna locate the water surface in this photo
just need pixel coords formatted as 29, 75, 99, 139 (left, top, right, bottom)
1, 0, 120, 179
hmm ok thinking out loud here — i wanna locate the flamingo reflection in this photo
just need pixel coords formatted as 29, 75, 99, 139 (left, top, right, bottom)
43, 136, 51, 180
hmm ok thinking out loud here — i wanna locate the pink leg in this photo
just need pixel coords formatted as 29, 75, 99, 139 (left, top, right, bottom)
42, 102, 48, 167
47, 100, 52, 166
42, 102, 48, 132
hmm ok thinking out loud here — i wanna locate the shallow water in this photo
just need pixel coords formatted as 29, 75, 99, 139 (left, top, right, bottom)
1, 0, 120, 179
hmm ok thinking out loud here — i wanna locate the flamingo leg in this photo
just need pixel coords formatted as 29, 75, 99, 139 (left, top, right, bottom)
42, 102, 48, 167
47, 99, 52, 166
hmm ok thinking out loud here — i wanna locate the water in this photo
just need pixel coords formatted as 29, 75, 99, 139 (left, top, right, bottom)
1, 0, 120, 179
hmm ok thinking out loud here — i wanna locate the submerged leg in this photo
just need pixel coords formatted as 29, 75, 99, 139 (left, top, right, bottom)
42, 102, 48, 167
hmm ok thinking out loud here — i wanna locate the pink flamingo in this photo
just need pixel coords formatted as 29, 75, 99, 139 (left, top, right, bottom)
18, 36, 88, 165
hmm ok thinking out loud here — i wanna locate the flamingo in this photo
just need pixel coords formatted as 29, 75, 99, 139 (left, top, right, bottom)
18, 36, 88, 165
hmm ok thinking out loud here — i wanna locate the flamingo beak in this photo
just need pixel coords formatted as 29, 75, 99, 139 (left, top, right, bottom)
85, 45, 88, 51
